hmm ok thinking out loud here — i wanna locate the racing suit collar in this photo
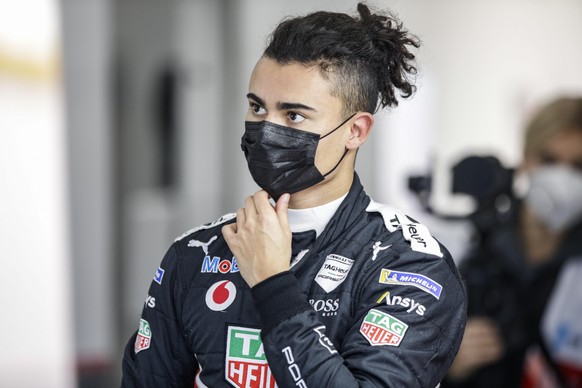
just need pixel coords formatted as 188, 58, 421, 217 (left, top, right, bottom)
309, 173, 370, 251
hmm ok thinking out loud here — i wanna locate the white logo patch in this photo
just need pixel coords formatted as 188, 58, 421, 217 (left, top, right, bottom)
313, 326, 338, 355
371, 241, 392, 261
366, 201, 443, 258
402, 223, 442, 257
144, 295, 156, 308
205, 280, 237, 311
315, 254, 354, 293
188, 235, 218, 255
309, 298, 340, 316
377, 291, 426, 316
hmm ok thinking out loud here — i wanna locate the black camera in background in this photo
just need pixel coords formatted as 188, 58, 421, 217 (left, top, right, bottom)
408, 155, 516, 236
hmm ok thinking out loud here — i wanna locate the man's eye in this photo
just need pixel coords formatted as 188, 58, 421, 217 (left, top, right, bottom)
250, 103, 267, 115
288, 112, 305, 123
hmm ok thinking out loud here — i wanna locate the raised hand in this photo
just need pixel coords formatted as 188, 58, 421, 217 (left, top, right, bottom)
222, 191, 292, 288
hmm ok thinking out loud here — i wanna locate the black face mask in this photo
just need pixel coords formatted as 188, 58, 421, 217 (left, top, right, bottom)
241, 113, 355, 200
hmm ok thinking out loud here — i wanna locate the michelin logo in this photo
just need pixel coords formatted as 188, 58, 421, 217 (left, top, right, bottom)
379, 269, 442, 299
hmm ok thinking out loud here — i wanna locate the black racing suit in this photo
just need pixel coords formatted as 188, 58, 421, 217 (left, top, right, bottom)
122, 174, 467, 387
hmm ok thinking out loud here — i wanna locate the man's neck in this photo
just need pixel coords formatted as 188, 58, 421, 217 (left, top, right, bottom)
288, 167, 354, 209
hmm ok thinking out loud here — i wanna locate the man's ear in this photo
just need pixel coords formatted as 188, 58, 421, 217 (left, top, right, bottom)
346, 112, 374, 150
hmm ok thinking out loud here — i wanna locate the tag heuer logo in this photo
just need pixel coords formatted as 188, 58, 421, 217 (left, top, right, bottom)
359, 309, 409, 347
314, 254, 354, 293
134, 318, 152, 353
225, 326, 276, 388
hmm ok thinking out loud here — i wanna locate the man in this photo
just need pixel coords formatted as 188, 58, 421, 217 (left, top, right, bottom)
122, 3, 466, 387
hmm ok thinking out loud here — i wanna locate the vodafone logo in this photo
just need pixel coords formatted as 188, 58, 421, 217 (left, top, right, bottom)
205, 280, 237, 311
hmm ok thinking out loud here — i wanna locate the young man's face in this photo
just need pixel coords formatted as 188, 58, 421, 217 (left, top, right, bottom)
246, 57, 352, 179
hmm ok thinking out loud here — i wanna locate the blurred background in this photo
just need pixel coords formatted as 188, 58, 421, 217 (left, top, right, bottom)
1, 0, 581, 386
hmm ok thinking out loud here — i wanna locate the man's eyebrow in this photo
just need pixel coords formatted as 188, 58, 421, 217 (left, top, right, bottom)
247, 93, 265, 107
277, 102, 317, 112
246, 93, 317, 112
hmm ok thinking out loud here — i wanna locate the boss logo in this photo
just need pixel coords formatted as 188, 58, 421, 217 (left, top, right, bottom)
309, 298, 339, 317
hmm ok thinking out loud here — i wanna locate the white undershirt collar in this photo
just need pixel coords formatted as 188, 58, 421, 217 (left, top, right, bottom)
287, 193, 348, 237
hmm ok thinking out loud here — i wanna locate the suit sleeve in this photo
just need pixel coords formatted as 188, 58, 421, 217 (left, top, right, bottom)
121, 243, 197, 387
252, 249, 467, 388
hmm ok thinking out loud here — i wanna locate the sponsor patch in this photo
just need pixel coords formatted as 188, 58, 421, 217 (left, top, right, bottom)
377, 291, 426, 316
309, 298, 339, 317
315, 254, 354, 293
402, 223, 443, 257
205, 280, 237, 311
313, 326, 338, 355
153, 267, 165, 285
188, 235, 218, 255
359, 309, 409, 346
134, 318, 152, 353
371, 241, 392, 261
365, 201, 442, 257
379, 269, 442, 299
201, 256, 239, 274
225, 326, 276, 388
144, 295, 156, 309
282, 346, 307, 387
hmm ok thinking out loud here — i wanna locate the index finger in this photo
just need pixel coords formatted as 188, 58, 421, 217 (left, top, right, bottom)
244, 194, 258, 216
252, 190, 274, 213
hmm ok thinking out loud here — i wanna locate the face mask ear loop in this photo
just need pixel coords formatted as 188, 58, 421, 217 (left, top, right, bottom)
320, 112, 357, 140
323, 148, 350, 177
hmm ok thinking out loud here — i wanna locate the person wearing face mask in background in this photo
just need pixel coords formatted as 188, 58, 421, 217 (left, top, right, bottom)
121, 3, 467, 387
442, 97, 582, 388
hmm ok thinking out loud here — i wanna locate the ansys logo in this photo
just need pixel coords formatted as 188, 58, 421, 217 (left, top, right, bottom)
225, 326, 276, 388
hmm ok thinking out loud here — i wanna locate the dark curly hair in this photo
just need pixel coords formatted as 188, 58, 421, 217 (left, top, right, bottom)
263, 2, 420, 115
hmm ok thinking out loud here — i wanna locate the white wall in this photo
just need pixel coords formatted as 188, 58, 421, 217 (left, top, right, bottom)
61, 0, 116, 370
0, 1, 75, 386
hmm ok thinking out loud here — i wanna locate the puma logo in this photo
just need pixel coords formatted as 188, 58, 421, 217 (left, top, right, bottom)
188, 235, 218, 255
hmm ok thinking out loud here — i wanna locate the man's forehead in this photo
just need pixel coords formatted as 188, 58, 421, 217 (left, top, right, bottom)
248, 57, 337, 109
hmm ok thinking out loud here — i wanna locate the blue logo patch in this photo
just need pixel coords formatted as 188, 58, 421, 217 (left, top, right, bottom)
379, 269, 442, 299
154, 267, 165, 285
201, 256, 239, 274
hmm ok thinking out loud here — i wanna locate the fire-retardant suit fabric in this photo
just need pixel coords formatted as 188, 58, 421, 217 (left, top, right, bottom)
122, 174, 467, 387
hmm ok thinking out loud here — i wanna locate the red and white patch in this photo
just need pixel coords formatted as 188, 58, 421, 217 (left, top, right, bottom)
205, 280, 237, 311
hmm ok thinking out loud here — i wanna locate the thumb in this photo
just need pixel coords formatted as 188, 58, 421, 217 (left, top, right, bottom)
275, 193, 290, 227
